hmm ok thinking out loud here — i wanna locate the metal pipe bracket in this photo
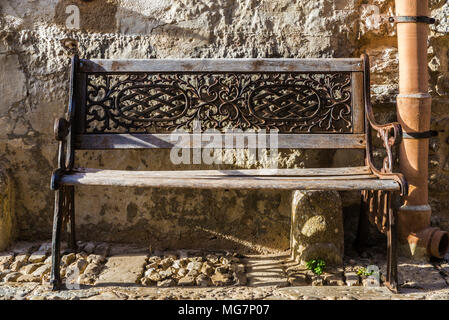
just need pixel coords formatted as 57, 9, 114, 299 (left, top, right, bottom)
389, 16, 436, 24
402, 130, 438, 139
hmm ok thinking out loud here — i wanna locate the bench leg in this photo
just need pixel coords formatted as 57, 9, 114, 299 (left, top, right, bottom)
50, 188, 64, 291
385, 192, 399, 293
66, 186, 77, 252
354, 190, 370, 253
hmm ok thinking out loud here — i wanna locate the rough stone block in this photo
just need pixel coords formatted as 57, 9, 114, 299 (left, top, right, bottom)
290, 190, 344, 266
95, 254, 147, 285
344, 271, 360, 287
28, 251, 47, 263
32, 264, 51, 279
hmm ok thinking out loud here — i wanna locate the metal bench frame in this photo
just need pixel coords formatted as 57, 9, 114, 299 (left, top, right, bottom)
50, 54, 407, 292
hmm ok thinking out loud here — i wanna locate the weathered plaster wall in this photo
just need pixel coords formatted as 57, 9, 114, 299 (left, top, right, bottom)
0, 0, 448, 252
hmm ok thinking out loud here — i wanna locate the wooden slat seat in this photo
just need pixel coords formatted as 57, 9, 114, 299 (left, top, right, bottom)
58, 167, 400, 191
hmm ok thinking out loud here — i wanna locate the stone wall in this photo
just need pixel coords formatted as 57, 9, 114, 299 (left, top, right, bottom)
0, 0, 448, 252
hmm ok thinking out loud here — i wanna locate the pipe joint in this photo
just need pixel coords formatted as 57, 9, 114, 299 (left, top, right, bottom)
409, 227, 449, 259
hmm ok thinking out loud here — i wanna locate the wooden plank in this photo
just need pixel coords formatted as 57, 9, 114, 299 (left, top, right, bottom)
79, 58, 364, 73
352, 72, 365, 134
72, 166, 372, 177
74, 133, 366, 149
59, 173, 400, 191
64, 172, 377, 181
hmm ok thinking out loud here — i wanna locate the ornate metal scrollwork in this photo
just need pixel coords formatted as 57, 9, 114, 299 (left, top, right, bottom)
84, 72, 353, 134
377, 124, 402, 174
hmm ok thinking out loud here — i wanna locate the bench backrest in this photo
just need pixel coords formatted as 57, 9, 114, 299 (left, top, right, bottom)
68, 57, 367, 150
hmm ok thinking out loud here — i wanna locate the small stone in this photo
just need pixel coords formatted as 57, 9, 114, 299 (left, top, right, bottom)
187, 269, 199, 277
177, 268, 187, 277
228, 256, 240, 263
75, 259, 89, 273
76, 241, 86, 251
144, 268, 156, 277
16, 274, 40, 283
186, 261, 203, 272
20, 263, 43, 275
192, 256, 204, 263
141, 277, 155, 286
362, 277, 380, 287
220, 257, 230, 265
83, 263, 102, 277
148, 273, 162, 282
77, 274, 95, 285
87, 254, 106, 265
32, 264, 51, 279
196, 274, 210, 287
148, 256, 161, 264
345, 272, 360, 286
216, 266, 229, 275
211, 272, 233, 286
288, 274, 309, 286
201, 263, 215, 276
323, 274, 345, 286
83, 242, 96, 254
10, 254, 29, 271
28, 251, 47, 264
172, 259, 183, 269
178, 276, 195, 286
61, 253, 76, 266
0, 253, 14, 270
206, 254, 219, 264
44, 256, 52, 264
146, 262, 159, 269
3, 272, 22, 282
159, 268, 174, 279
157, 278, 175, 287
76, 252, 88, 260
311, 276, 324, 286
161, 258, 174, 269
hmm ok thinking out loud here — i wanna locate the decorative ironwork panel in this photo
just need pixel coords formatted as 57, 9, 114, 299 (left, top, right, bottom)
84, 72, 352, 133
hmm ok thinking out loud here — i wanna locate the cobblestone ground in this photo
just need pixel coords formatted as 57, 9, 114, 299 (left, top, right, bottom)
1, 241, 449, 300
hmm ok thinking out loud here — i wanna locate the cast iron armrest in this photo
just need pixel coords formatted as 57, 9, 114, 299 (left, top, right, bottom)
51, 118, 70, 190
54, 117, 70, 141
53, 116, 74, 177
361, 53, 408, 196
52, 54, 78, 178
365, 100, 408, 196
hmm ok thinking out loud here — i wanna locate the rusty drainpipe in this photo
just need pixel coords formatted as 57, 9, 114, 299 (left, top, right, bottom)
394, 0, 449, 259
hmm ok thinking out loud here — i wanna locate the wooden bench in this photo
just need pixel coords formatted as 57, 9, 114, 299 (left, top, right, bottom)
50, 54, 407, 292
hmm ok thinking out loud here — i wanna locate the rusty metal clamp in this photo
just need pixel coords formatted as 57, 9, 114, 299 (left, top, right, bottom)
389, 16, 436, 24
402, 130, 438, 139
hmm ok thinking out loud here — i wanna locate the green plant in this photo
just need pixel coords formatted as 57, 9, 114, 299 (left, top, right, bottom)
306, 258, 326, 275
356, 267, 374, 277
